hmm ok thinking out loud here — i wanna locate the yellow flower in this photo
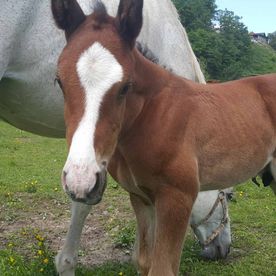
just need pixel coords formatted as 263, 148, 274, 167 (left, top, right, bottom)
36, 234, 44, 242
118, 272, 123, 276
9, 256, 15, 264
8, 243, 13, 247
38, 241, 43, 247
43, 258, 49, 264
38, 250, 43, 256
54, 187, 58, 192
40, 268, 44, 272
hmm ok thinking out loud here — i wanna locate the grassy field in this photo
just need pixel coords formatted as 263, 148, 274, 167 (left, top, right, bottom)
242, 44, 276, 77
0, 120, 275, 275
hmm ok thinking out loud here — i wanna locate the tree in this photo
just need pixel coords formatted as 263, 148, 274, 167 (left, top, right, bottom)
173, 0, 216, 32
173, 1, 253, 80
215, 10, 252, 80
188, 29, 223, 79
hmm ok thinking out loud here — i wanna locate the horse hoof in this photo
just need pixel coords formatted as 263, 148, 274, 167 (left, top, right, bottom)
55, 252, 77, 276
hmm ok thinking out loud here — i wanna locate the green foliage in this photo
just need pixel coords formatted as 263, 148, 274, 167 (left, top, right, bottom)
115, 224, 135, 249
242, 44, 276, 76
173, 0, 217, 32
216, 10, 251, 80
173, 0, 275, 81
188, 28, 222, 79
268, 31, 276, 51
0, 230, 55, 276
77, 262, 136, 276
23, 180, 38, 193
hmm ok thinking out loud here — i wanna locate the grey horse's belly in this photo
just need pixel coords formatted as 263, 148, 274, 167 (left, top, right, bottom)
0, 77, 65, 138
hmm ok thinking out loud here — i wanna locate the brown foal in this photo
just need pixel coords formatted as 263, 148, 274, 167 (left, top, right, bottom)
52, 0, 276, 274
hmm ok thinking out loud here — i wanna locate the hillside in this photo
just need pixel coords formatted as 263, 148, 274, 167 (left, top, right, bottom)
242, 44, 276, 77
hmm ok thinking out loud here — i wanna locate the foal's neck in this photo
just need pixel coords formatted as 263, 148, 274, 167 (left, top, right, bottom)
120, 48, 200, 143
120, 50, 177, 138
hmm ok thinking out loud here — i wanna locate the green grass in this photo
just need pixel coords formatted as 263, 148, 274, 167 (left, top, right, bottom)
242, 44, 276, 77
0, 121, 275, 275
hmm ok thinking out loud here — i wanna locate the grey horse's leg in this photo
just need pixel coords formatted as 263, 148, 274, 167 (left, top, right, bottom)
55, 201, 92, 276
0, 59, 7, 83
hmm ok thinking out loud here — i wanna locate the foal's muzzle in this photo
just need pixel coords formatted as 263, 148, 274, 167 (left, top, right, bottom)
65, 170, 107, 205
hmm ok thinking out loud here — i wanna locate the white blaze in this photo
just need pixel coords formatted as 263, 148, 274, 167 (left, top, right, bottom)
63, 42, 123, 198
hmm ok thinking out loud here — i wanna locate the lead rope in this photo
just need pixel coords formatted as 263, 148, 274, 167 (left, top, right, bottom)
191, 191, 229, 246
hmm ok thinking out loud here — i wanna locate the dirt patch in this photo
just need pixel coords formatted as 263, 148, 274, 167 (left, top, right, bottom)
0, 195, 133, 267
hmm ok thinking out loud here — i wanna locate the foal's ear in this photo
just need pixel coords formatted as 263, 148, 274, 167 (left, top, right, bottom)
116, 0, 143, 48
51, 0, 86, 40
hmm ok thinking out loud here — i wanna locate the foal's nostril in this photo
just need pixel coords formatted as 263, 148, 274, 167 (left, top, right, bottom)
62, 170, 67, 179
88, 172, 101, 195
62, 170, 68, 190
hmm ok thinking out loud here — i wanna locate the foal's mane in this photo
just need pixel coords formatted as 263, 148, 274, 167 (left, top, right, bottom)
136, 42, 173, 72
136, 42, 159, 64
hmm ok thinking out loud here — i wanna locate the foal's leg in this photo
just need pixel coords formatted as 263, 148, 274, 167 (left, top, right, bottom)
130, 194, 155, 275
55, 201, 91, 276
149, 185, 197, 276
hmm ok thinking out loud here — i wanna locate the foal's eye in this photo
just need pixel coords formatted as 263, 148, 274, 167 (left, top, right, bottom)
118, 82, 131, 99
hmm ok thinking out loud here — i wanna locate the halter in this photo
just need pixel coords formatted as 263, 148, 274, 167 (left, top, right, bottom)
191, 191, 229, 246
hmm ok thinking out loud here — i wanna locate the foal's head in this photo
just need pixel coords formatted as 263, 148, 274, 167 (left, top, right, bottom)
52, 0, 143, 204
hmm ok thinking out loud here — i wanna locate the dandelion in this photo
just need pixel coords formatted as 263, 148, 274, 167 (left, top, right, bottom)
38, 241, 43, 247
9, 256, 15, 265
43, 258, 49, 264
38, 250, 43, 256
36, 234, 45, 242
